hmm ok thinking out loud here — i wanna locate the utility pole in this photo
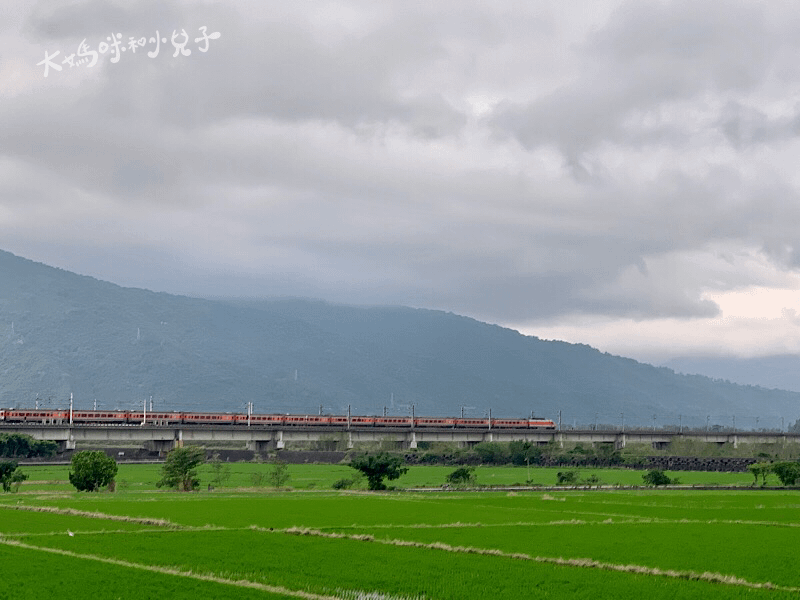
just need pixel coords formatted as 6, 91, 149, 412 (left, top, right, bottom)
679, 414, 682, 434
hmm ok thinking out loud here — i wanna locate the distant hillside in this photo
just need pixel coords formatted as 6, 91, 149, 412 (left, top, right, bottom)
1, 249, 799, 428
664, 355, 800, 394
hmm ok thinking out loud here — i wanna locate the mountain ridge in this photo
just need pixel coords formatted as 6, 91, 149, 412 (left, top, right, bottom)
1, 249, 798, 429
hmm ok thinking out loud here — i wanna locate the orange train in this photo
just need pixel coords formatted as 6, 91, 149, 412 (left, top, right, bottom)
0, 408, 556, 429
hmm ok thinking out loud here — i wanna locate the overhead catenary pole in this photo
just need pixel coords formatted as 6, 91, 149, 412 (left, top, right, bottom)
142, 397, 146, 426
69, 393, 73, 426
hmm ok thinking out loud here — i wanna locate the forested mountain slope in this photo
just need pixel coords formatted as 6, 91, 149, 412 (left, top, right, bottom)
1, 250, 797, 427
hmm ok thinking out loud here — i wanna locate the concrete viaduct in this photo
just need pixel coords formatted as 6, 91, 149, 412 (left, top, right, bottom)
2, 424, 799, 455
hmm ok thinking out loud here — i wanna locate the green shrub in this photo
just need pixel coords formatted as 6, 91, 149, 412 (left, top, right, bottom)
642, 469, 674, 486
772, 462, 800, 486
556, 470, 579, 485
446, 466, 476, 487
332, 477, 355, 489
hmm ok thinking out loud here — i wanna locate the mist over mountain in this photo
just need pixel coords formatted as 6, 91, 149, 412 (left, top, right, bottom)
1, 249, 798, 429
663, 355, 800, 394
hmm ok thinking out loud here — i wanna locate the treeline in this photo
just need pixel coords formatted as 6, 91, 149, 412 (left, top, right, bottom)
0, 434, 58, 458
406, 441, 629, 468
749, 461, 800, 486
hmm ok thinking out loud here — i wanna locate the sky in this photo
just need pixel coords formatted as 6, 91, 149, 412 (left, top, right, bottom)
3, 0, 800, 366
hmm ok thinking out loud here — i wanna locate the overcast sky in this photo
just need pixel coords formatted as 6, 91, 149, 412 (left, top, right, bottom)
3, 0, 800, 364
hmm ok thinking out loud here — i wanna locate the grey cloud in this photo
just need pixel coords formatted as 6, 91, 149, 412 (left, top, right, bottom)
6, 0, 800, 337
25, 0, 185, 42
490, 0, 775, 163
717, 101, 800, 148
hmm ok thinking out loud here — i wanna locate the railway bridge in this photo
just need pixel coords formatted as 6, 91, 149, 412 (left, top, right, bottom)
2, 423, 799, 454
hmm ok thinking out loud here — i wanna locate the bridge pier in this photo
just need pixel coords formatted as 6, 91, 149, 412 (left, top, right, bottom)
615, 434, 626, 450
247, 440, 278, 453
57, 438, 76, 452
144, 439, 176, 455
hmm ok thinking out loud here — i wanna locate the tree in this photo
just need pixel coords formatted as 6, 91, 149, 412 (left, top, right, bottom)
472, 442, 511, 465
446, 466, 476, 487
349, 452, 408, 490
0, 434, 57, 458
157, 446, 206, 491
642, 469, 674, 487
267, 458, 291, 489
771, 462, 800, 486
0, 461, 28, 492
748, 462, 772, 487
208, 452, 231, 487
68, 451, 118, 492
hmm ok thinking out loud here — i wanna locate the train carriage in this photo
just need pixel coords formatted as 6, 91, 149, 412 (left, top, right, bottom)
0, 406, 556, 430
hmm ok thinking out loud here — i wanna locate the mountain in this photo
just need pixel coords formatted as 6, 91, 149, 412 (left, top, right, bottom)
663, 355, 800, 394
1, 249, 799, 428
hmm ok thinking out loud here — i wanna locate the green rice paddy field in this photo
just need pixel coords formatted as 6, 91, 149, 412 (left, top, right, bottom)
1, 464, 798, 599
